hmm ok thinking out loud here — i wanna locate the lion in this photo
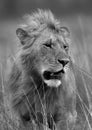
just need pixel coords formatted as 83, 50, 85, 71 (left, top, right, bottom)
7, 9, 92, 130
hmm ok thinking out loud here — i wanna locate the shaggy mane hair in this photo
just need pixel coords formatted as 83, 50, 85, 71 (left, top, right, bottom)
22, 9, 60, 32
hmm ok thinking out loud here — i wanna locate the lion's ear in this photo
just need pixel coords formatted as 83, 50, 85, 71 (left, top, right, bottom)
60, 27, 70, 37
16, 28, 29, 45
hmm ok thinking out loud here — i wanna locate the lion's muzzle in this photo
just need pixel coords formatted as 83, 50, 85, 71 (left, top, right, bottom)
42, 70, 64, 87
42, 58, 70, 87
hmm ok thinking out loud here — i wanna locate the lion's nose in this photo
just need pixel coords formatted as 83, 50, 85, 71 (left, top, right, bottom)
58, 58, 69, 67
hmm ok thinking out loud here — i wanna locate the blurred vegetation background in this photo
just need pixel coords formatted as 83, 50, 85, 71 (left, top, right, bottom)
0, 0, 92, 129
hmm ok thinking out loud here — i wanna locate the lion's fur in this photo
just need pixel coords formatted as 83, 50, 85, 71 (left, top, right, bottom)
21, 9, 61, 33
7, 9, 92, 129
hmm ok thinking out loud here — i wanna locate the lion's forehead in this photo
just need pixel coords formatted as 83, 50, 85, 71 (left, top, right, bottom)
33, 29, 66, 49
29, 29, 69, 62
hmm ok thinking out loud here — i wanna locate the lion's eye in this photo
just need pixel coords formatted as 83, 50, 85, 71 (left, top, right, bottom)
44, 39, 54, 48
63, 45, 69, 51
44, 43, 52, 48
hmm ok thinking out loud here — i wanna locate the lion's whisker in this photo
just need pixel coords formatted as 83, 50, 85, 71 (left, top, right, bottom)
74, 64, 92, 80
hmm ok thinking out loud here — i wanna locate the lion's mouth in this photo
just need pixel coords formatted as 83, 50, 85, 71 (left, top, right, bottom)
43, 69, 65, 87
43, 69, 64, 80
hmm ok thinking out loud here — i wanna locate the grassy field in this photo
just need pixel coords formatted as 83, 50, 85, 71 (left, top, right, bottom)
0, 14, 92, 130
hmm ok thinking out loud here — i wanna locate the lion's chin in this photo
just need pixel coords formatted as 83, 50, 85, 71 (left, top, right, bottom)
44, 79, 61, 87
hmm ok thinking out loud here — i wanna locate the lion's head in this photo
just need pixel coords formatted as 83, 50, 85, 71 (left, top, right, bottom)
16, 9, 71, 88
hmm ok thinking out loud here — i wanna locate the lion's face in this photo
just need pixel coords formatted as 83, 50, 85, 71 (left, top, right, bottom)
17, 27, 70, 88
33, 28, 70, 87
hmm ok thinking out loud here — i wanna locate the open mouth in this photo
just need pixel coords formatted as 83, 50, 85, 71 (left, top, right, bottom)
43, 69, 64, 80
43, 69, 65, 87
